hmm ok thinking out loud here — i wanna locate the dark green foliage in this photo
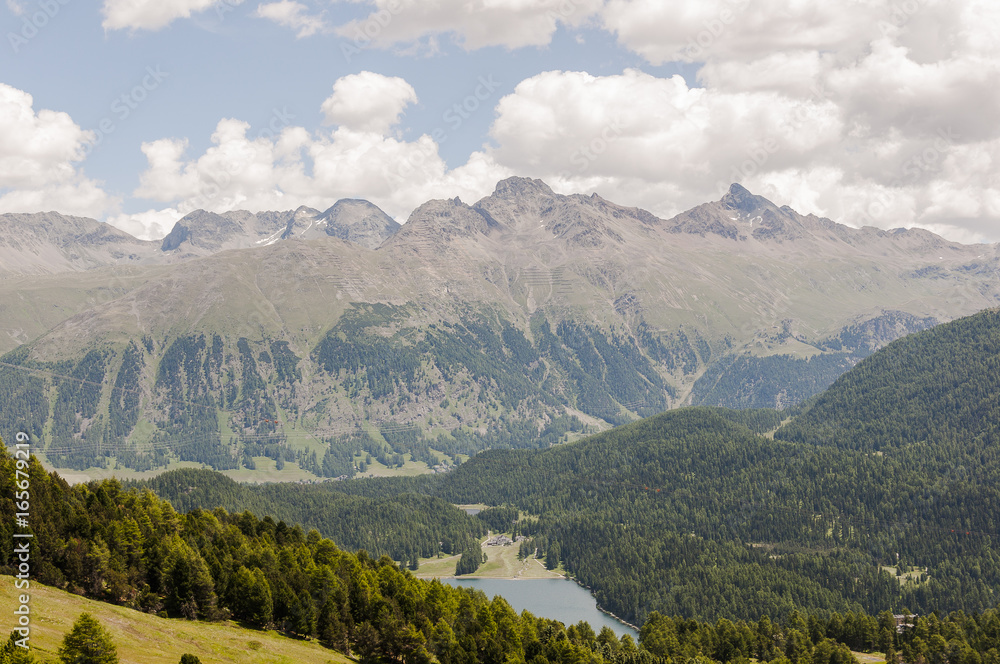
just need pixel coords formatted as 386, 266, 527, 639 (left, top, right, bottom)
8, 445, 1000, 664
154, 334, 233, 470
49, 350, 108, 470
0, 632, 35, 664
140, 468, 486, 560
691, 352, 855, 409
312, 304, 423, 399
476, 506, 520, 533
161, 536, 219, 620
225, 566, 272, 626
0, 448, 620, 664
312, 304, 671, 445
455, 541, 485, 575
534, 316, 670, 423
778, 307, 1000, 454
179, 656, 202, 664
0, 346, 49, 444
268, 340, 301, 384
107, 342, 143, 441
694, 311, 938, 410
701, 407, 784, 434
57, 613, 118, 664
424, 391, 1000, 623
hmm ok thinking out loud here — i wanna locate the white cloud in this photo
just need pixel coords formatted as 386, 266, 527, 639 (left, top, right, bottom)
481, 60, 1000, 238
254, 1, 326, 37
101, 0, 244, 31
334, 0, 603, 51
129, 74, 509, 228
85, 0, 1000, 243
601, 0, 883, 66
0, 83, 113, 217
106, 208, 182, 240
488, 69, 842, 214
320, 71, 417, 134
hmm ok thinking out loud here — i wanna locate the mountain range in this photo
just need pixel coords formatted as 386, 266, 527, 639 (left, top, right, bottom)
2, 177, 999, 476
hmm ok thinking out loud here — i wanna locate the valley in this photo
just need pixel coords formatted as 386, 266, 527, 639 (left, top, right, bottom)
5, 298, 1000, 664
8, 4, 998, 663
2, 180, 998, 483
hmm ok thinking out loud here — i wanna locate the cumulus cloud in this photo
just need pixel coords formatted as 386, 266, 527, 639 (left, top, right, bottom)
482, 48, 1000, 239
601, 0, 882, 66
101, 0, 244, 31
488, 69, 842, 213
106, 208, 182, 241
333, 0, 603, 51
0, 83, 113, 217
320, 71, 417, 134
128, 73, 508, 227
90, 0, 1000, 242
254, 1, 326, 37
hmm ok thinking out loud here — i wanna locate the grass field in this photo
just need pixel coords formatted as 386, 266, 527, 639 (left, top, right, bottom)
354, 453, 436, 478
0, 576, 350, 664
413, 536, 564, 580
880, 565, 929, 587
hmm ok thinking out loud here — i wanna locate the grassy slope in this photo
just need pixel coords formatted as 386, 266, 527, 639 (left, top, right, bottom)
0, 576, 349, 664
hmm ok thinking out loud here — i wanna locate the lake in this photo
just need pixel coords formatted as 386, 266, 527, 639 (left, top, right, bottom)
443, 577, 639, 639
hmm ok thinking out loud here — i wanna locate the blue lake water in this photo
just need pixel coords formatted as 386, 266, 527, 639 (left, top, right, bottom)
443, 577, 639, 639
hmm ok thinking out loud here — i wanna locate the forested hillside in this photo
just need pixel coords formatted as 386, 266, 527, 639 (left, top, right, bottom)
140, 468, 485, 564
143, 308, 1000, 630
775, 308, 1000, 458
11, 446, 1000, 664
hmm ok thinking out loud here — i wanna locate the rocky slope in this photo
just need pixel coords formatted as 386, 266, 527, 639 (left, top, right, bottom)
2, 178, 999, 477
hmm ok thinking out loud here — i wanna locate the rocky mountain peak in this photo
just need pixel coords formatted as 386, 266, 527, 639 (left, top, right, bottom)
721, 183, 777, 217
318, 199, 400, 249
491, 176, 556, 200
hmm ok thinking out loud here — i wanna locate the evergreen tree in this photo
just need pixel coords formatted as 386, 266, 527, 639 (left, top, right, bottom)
57, 614, 118, 664
0, 632, 35, 664
226, 566, 273, 627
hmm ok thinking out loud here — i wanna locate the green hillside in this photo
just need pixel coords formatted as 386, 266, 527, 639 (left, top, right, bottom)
775, 307, 1000, 458
139, 468, 485, 563
166, 307, 1000, 627
0, 575, 350, 664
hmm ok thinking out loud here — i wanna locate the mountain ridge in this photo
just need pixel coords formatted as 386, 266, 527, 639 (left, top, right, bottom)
4, 178, 991, 276
3, 179, 1000, 478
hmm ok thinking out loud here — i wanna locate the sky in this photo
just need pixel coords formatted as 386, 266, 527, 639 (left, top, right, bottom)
1, 0, 999, 243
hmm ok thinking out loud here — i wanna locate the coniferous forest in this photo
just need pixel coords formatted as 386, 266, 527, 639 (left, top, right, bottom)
5, 308, 1000, 663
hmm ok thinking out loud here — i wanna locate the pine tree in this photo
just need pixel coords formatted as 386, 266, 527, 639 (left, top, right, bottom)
1, 631, 35, 664
57, 613, 118, 664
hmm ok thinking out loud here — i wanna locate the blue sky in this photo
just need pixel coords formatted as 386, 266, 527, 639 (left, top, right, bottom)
1, 0, 998, 243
